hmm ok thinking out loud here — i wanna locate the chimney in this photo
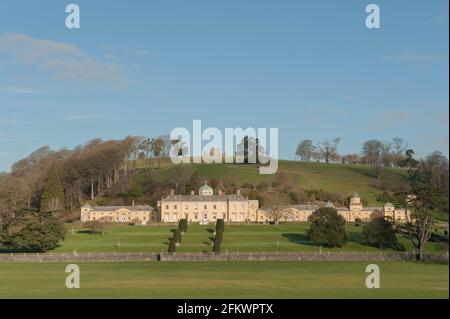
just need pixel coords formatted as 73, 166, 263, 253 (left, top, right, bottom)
218, 189, 223, 195
132, 200, 135, 207
170, 189, 175, 196
191, 190, 195, 195
236, 189, 241, 196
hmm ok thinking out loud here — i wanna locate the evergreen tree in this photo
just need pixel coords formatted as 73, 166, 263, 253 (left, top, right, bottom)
0, 210, 65, 252
168, 239, 176, 253
216, 219, 225, 233
308, 207, 348, 247
363, 217, 397, 249
40, 166, 65, 212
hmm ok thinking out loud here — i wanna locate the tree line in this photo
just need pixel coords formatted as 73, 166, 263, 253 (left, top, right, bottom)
296, 137, 413, 168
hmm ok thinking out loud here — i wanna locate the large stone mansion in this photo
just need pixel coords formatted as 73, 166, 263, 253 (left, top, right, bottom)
80, 182, 410, 224
157, 182, 260, 224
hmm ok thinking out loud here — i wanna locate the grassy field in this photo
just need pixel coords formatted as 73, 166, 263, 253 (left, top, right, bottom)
53, 223, 446, 253
133, 160, 409, 205
0, 261, 447, 298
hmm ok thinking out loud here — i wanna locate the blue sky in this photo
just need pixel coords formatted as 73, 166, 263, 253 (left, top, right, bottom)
0, 0, 448, 172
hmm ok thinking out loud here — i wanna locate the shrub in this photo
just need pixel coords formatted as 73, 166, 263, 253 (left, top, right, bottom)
308, 207, 348, 248
216, 219, 225, 233
214, 230, 223, 244
178, 219, 188, 233
212, 238, 221, 253
354, 218, 363, 226
168, 239, 176, 253
172, 229, 182, 244
363, 217, 397, 249
84, 220, 106, 234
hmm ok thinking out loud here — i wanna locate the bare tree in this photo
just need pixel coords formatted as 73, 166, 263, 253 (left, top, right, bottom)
262, 192, 289, 224
319, 138, 341, 163
392, 138, 407, 167
295, 140, 315, 161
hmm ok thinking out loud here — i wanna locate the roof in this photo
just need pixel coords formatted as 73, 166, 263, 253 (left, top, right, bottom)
362, 207, 383, 211
287, 204, 320, 211
162, 194, 247, 202
352, 192, 360, 198
89, 205, 153, 212
199, 182, 213, 191
384, 202, 394, 207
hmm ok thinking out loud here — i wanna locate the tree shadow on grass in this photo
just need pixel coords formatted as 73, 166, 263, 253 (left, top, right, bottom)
77, 230, 102, 235
349, 231, 406, 251
206, 228, 214, 234
281, 233, 321, 247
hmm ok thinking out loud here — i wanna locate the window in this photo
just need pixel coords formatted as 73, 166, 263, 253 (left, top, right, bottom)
213, 214, 217, 220
232, 213, 236, 221
165, 214, 169, 221
174, 205, 177, 209
213, 205, 217, 209
165, 205, 169, 209
204, 204, 207, 210
184, 214, 188, 219
173, 214, 177, 221
194, 214, 198, 220
240, 213, 245, 221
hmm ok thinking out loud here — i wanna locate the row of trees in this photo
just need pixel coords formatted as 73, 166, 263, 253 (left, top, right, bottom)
295, 138, 341, 163
308, 207, 398, 250
296, 137, 412, 168
0, 136, 157, 217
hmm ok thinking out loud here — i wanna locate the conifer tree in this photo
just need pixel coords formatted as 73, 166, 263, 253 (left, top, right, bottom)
40, 166, 65, 212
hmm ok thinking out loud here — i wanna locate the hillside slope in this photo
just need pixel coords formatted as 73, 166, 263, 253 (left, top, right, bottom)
133, 160, 409, 205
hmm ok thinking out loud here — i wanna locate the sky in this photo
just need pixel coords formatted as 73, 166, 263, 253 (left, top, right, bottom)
0, 0, 448, 172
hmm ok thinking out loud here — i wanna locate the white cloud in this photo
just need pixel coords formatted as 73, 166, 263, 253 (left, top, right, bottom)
0, 33, 127, 89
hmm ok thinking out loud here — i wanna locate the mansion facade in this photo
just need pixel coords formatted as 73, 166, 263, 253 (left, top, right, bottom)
80, 184, 410, 224
80, 204, 156, 224
157, 182, 259, 224
262, 193, 410, 223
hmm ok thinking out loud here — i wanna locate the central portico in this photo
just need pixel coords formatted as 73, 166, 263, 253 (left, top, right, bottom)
157, 182, 259, 223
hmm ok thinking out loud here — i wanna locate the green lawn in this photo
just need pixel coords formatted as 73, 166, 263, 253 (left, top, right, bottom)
54, 223, 446, 253
0, 261, 447, 298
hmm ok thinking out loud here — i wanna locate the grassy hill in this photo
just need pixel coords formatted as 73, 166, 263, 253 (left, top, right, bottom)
132, 159, 409, 205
